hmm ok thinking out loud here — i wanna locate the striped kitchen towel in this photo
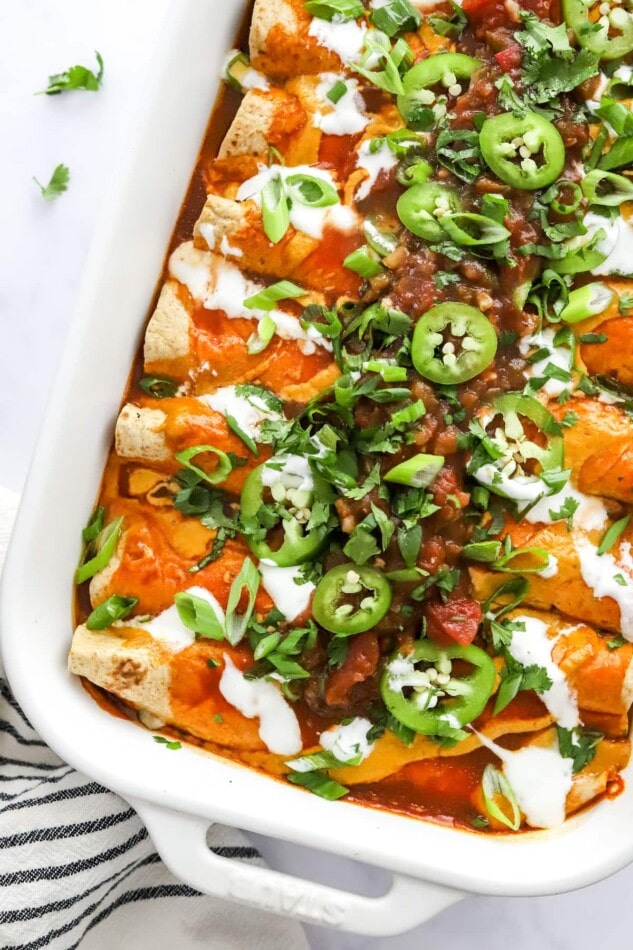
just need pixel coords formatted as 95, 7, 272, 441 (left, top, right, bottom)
0, 487, 309, 950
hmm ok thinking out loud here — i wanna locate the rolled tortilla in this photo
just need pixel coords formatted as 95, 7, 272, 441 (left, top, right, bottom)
144, 281, 192, 367
333, 607, 633, 785
467, 726, 630, 825
87, 500, 263, 617
219, 87, 318, 164
331, 703, 554, 786
505, 608, 633, 719
193, 195, 361, 296
115, 398, 264, 492
573, 277, 633, 386
470, 518, 633, 635
69, 626, 266, 751
194, 193, 319, 277
249, 0, 350, 78
552, 397, 633, 504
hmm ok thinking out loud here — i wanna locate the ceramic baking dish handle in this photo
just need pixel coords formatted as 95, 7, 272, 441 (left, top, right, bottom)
132, 799, 465, 936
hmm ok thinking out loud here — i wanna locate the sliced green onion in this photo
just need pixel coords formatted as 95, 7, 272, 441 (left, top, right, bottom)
396, 158, 433, 187
226, 416, 258, 456
392, 400, 426, 429
86, 594, 138, 631
552, 229, 608, 276
559, 282, 615, 324
343, 245, 384, 278
385, 453, 443, 487
491, 545, 550, 574
174, 591, 224, 640
581, 169, 633, 206
543, 180, 582, 215
364, 218, 399, 256
597, 515, 631, 556
462, 541, 503, 563
600, 136, 633, 172
287, 769, 349, 800
139, 375, 179, 398
352, 30, 411, 96
286, 748, 361, 773
327, 79, 347, 104
364, 359, 407, 382
247, 315, 277, 355
175, 445, 233, 485
82, 506, 104, 543
224, 51, 252, 92
253, 631, 281, 660
244, 280, 305, 311
75, 516, 124, 584
261, 176, 290, 244
225, 558, 260, 646
440, 212, 510, 247
607, 73, 633, 100
482, 763, 521, 831
305, 0, 364, 21
370, 0, 422, 37
300, 303, 342, 340
285, 173, 339, 208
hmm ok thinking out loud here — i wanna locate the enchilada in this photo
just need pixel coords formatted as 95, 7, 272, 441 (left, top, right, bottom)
69, 0, 633, 833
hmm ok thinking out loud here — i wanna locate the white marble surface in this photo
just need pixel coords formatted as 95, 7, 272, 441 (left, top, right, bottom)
2, 2, 633, 947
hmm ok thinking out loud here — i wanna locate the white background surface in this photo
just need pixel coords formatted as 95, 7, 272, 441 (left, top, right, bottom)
2, 1, 633, 947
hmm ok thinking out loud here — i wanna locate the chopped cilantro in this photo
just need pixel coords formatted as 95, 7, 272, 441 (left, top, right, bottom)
556, 726, 602, 773
153, 735, 182, 751
37, 51, 104, 95
33, 163, 70, 201
548, 496, 579, 530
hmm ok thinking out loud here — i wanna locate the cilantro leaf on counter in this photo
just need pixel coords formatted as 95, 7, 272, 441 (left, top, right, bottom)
32, 163, 70, 201
37, 51, 104, 95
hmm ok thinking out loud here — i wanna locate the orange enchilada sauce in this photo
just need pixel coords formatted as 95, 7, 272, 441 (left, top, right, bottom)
74, 0, 633, 832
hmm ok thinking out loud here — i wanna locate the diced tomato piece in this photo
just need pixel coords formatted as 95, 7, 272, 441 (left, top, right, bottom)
325, 632, 380, 705
424, 598, 483, 646
494, 45, 523, 73
462, 0, 505, 20
521, 0, 560, 19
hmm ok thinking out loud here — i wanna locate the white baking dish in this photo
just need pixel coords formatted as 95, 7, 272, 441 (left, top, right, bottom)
3, 0, 633, 936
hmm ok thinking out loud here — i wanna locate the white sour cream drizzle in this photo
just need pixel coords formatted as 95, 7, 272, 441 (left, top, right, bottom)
474, 730, 573, 829
575, 537, 633, 639
134, 586, 225, 653
167, 242, 330, 355
355, 139, 399, 201
584, 211, 633, 278
474, 465, 608, 532
314, 74, 369, 135
508, 616, 579, 729
235, 164, 358, 240
320, 717, 375, 763
198, 386, 282, 440
519, 327, 573, 398
258, 560, 315, 621
219, 656, 302, 755
308, 16, 367, 63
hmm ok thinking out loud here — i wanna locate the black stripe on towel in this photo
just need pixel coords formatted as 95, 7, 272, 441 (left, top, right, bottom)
0, 854, 162, 926
0, 780, 105, 814
0, 826, 149, 886
0, 808, 135, 849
